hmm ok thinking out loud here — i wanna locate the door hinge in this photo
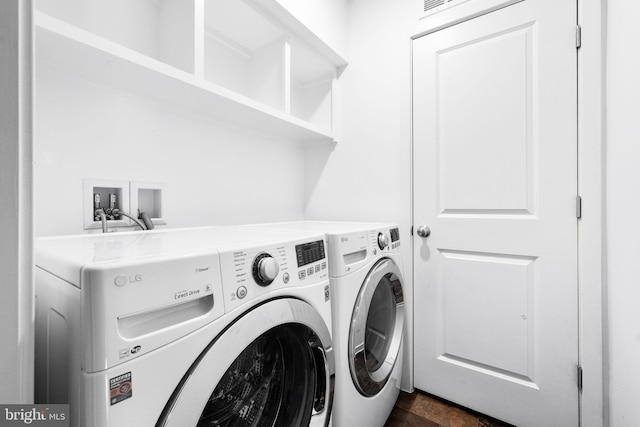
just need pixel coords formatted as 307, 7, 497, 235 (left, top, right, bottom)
576, 25, 582, 49
577, 365, 583, 391
576, 195, 582, 219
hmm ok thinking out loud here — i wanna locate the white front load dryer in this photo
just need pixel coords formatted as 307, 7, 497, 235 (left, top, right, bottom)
35, 227, 334, 427
234, 221, 405, 427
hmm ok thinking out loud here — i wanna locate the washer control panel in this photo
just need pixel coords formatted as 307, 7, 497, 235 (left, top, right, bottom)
220, 236, 328, 312
295, 239, 326, 281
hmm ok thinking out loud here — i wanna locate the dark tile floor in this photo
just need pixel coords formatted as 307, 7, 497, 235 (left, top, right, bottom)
385, 391, 513, 427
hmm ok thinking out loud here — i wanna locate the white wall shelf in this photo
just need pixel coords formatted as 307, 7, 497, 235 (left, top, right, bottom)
35, 2, 346, 144
245, 0, 348, 70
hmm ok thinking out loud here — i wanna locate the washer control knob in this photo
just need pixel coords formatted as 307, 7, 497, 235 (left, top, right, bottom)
377, 232, 389, 250
253, 253, 280, 286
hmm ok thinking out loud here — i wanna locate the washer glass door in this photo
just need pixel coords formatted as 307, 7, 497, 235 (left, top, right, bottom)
157, 299, 334, 427
349, 257, 404, 396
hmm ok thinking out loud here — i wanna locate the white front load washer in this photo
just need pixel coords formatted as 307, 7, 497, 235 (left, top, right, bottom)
234, 221, 405, 427
34, 227, 334, 427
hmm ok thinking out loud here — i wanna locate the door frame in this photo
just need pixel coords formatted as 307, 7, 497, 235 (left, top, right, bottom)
409, 0, 606, 425
0, 0, 34, 404
576, 0, 606, 426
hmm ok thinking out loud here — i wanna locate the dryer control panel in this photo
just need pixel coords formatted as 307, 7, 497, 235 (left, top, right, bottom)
370, 227, 401, 252
327, 226, 402, 278
220, 236, 328, 313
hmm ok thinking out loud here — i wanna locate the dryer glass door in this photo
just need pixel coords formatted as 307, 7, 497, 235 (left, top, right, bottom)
157, 299, 334, 427
349, 258, 404, 396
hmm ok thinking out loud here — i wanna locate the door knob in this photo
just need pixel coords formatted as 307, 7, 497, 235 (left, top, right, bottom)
416, 225, 431, 238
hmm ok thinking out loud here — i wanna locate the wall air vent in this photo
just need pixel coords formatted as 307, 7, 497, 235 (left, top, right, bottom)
424, 0, 445, 12
419, 0, 478, 19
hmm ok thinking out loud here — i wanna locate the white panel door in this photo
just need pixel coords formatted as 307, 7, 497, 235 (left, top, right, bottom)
412, 1, 578, 425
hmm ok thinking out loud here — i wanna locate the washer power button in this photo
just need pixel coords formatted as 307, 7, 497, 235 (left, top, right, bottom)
237, 286, 248, 299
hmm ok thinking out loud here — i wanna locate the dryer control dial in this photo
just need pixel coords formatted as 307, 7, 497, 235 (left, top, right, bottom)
252, 253, 280, 286
377, 232, 389, 250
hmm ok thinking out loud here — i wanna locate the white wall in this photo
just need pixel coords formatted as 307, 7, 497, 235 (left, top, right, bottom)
606, 2, 640, 425
304, 0, 412, 224
35, 64, 306, 237
304, 0, 415, 389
